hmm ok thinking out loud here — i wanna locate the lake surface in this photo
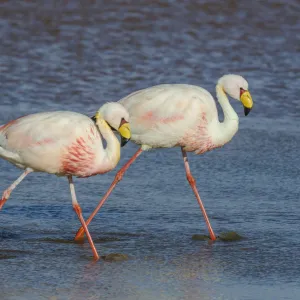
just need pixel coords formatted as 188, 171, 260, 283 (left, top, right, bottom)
0, 1, 300, 299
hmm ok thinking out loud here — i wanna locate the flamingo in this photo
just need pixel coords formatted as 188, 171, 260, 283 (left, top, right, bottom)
75, 74, 254, 242
0, 102, 131, 260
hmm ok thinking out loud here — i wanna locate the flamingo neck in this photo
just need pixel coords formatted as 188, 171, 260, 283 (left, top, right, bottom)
213, 84, 239, 147
95, 118, 120, 170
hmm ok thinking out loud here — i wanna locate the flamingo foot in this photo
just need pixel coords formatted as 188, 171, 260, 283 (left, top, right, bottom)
74, 227, 85, 242
73, 204, 99, 261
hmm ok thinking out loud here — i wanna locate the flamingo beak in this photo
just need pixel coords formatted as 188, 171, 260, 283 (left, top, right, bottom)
118, 120, 131, 147
240, 90, 253, 116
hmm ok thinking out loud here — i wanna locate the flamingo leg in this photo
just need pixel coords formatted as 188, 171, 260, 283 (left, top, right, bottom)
0, 168, 33, 210
74, 147, 143, 241
68, 176, 99, 260
181, 148, 217, 241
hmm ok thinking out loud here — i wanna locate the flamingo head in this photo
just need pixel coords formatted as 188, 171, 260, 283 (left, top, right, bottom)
218, 74, 254, 116
92, 102, 131, 147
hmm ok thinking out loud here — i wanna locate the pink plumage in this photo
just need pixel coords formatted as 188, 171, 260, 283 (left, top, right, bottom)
0, 112, 108, 176
0, 104, 131, 261
75, 74, 254, 243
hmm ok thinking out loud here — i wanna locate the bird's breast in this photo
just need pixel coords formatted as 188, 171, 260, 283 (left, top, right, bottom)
60, 126, 104, 177
178, 113, 217, 154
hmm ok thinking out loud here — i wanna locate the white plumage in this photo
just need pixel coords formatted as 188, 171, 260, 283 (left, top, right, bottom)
119, 84, 218, 150
75, 74, 254, 242
0, 103, 131, 260
1, 112, 102, 175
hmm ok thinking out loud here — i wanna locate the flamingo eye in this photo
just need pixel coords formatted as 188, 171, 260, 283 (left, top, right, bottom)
240, 87, 246, 96
119, 117, 128, 128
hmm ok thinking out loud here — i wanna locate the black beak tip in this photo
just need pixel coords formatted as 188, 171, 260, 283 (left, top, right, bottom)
121, 137, 130, 147
91, 115, 96, 122
244, 107, 251, 116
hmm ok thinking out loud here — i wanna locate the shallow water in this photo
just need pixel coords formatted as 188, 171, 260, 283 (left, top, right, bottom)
0, 1, 300, 299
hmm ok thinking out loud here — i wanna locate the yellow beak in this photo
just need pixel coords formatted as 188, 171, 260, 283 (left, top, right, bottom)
118, 122, 131, 147
240, 90, 253, 116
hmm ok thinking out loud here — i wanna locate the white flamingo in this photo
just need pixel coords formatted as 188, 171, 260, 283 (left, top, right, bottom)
75, 74, 254, 242
0, 103, 131, 260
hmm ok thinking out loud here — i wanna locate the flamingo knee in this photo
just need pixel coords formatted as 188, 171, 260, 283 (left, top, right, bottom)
0, 190, 11, 210
73, 204, 82, 214
186, 174, 196, 186
115, 169, 124, 183
2, 190, 11, 200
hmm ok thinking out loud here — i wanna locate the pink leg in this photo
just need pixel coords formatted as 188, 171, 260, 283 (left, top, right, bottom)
181, 148, 217, 241
74, 147, 143, 241
0, 168, 33, 210
68, 176, 99, 260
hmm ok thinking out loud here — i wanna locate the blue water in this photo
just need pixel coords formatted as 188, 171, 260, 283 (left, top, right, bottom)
1, 1, 300, 299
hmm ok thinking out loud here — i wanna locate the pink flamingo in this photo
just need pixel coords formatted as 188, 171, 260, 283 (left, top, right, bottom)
0, 103, 131, 260
75, 74, 254, 242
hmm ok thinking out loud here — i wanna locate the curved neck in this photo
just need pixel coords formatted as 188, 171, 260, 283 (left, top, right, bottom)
216, 84, 238, 121
213, 84, 239, 146
96, 118, 120, 170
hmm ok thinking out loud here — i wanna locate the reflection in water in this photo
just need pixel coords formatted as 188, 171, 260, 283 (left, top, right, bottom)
0, 0, 300, 299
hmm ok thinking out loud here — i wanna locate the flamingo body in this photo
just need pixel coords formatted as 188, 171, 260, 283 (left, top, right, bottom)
0, 111, 110, 177
0, 104, 131, 260
119, 84, 222, 154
